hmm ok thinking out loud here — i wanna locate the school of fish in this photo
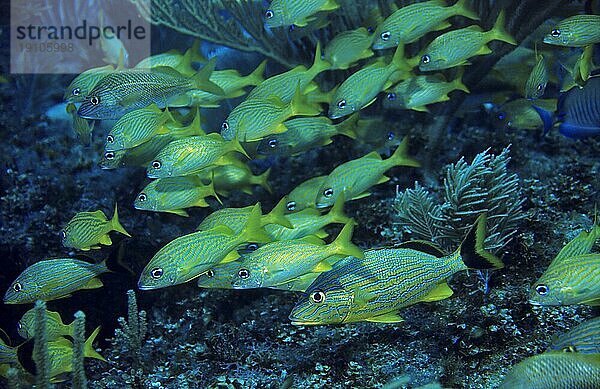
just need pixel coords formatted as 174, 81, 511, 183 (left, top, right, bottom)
3, 0, 600, 386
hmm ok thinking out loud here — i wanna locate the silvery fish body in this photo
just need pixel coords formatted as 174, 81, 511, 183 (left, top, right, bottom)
3, 258, 108, 304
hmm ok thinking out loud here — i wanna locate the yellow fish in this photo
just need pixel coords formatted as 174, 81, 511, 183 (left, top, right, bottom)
61, 203, 130, 250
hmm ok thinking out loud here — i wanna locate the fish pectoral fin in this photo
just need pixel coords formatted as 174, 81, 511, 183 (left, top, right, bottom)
419, 282, 454, 302
411, 105, 430, 112
365, 311, 404, 323
476, 45, 493, 56
118, 92, 146, 107
311, 260, 332, 273
167, 209, 190, 217
350, 191, 372, 201
221, 250, 240, 264
98, 234, 113, 246
83, 277, 104, 290
376, 175, 390, 184
354, 290, 376, 308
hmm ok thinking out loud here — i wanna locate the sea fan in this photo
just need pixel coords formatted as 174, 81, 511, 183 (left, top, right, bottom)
394, 146, 524, 252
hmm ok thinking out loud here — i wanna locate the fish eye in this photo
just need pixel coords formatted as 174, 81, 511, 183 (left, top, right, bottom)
265, 9, 274, 19
289, 25, 296, 32
286, 201, 296, 211
152, 160, 162, 170
206, 269, 215, 278
562, 346, 577, 353
310, 290, 326, 304
380, 31, 391, 41
104, 151, 115, 160
535, 284, 549, 295
106, 135, 114, 143
267, 139, 278, 148
367, 27, 375, 34
138, 193, 147, 202
421, 55, 431, 64
337, 99, 347, 109
551, 28, 561, 37
90, 96, 100, 105
387, 92, 396, 101
246, 243, 259, 251
150, 268, 163, 279
221, 121, 229, 131
60, 230, 66, 240
238, 268, 250, 279
387, 131, 395, 140
323, 188, 334, 198
498, 113, 506, 121
536, 83, 544, 91
72, 88, 81, 96
17, 322, 22, 330
12, 282, 22, 292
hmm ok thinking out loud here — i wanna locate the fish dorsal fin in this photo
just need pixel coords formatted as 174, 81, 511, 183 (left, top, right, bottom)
419, 282, 453, 302
393, 240, 447, 257
365, 311, 404, 323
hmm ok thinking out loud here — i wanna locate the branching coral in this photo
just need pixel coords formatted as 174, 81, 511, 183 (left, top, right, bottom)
394, 146, 524, 252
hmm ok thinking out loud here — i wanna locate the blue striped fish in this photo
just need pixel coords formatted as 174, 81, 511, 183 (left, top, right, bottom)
134, 176, 221, 217
256, 114, 358, 157
64, 64, 116, 103
247, 43, 329, 103
3, 258, 109, 304
529, 254, 600, 306
543, 15, 600, 47
324, 27, 374, 70
138, 204, 271, 290
100, 109, 205, 170
315, 138, 419, 208
265, 196, 352, 240
232, 221, 363, 289
499, 352, 600, 389
525, 52, 549, 100
104, 104, 174, 152
329, 45, 410, 119
18, 308, 74, 341
264, 0, 340, 28
289, 214, 503, 325
61, 204, 130, 251
419, 11, 516, 72
210, 158, 272, 196
197, 260, 318, 292
0, 337, 18, 365
549, 316, 600, 354
555, 223, 600, 262
146, 134, 248, 179
286, 176, 327, 212
372, 0, 479, 49
196, 198, 292, 233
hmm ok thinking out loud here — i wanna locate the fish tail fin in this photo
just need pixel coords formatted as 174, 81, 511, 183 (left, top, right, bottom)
192, 57, 225, 95
489, 10, 517, 45
253, 168, 273, 194
310, 41, 331, 75
388, 137, 420, 168
240, 204, 272, 243
266, 197, 294, 228
189, 39, 207, 64
531, 105, 554, 135
330, 221, 364, 259
291, 84, 322, 117
328, 193, 352, 224
453, 0, 480, 21
227, 137, 250, 159
391, 44, 411, 72
110, 203, 131, 237
246, 60, 267, 86
84, 326, 107, 362
458, 214, 504, 270
334, 113, 359, 139
452, 67, 470, 93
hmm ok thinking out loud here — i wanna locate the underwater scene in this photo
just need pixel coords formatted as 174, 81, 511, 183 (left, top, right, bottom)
1, 0, 600, 387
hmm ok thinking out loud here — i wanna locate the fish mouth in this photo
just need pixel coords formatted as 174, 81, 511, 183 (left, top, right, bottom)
528, 299, 542, 306
315, 202, 329, 209
137, 282, 157, 291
